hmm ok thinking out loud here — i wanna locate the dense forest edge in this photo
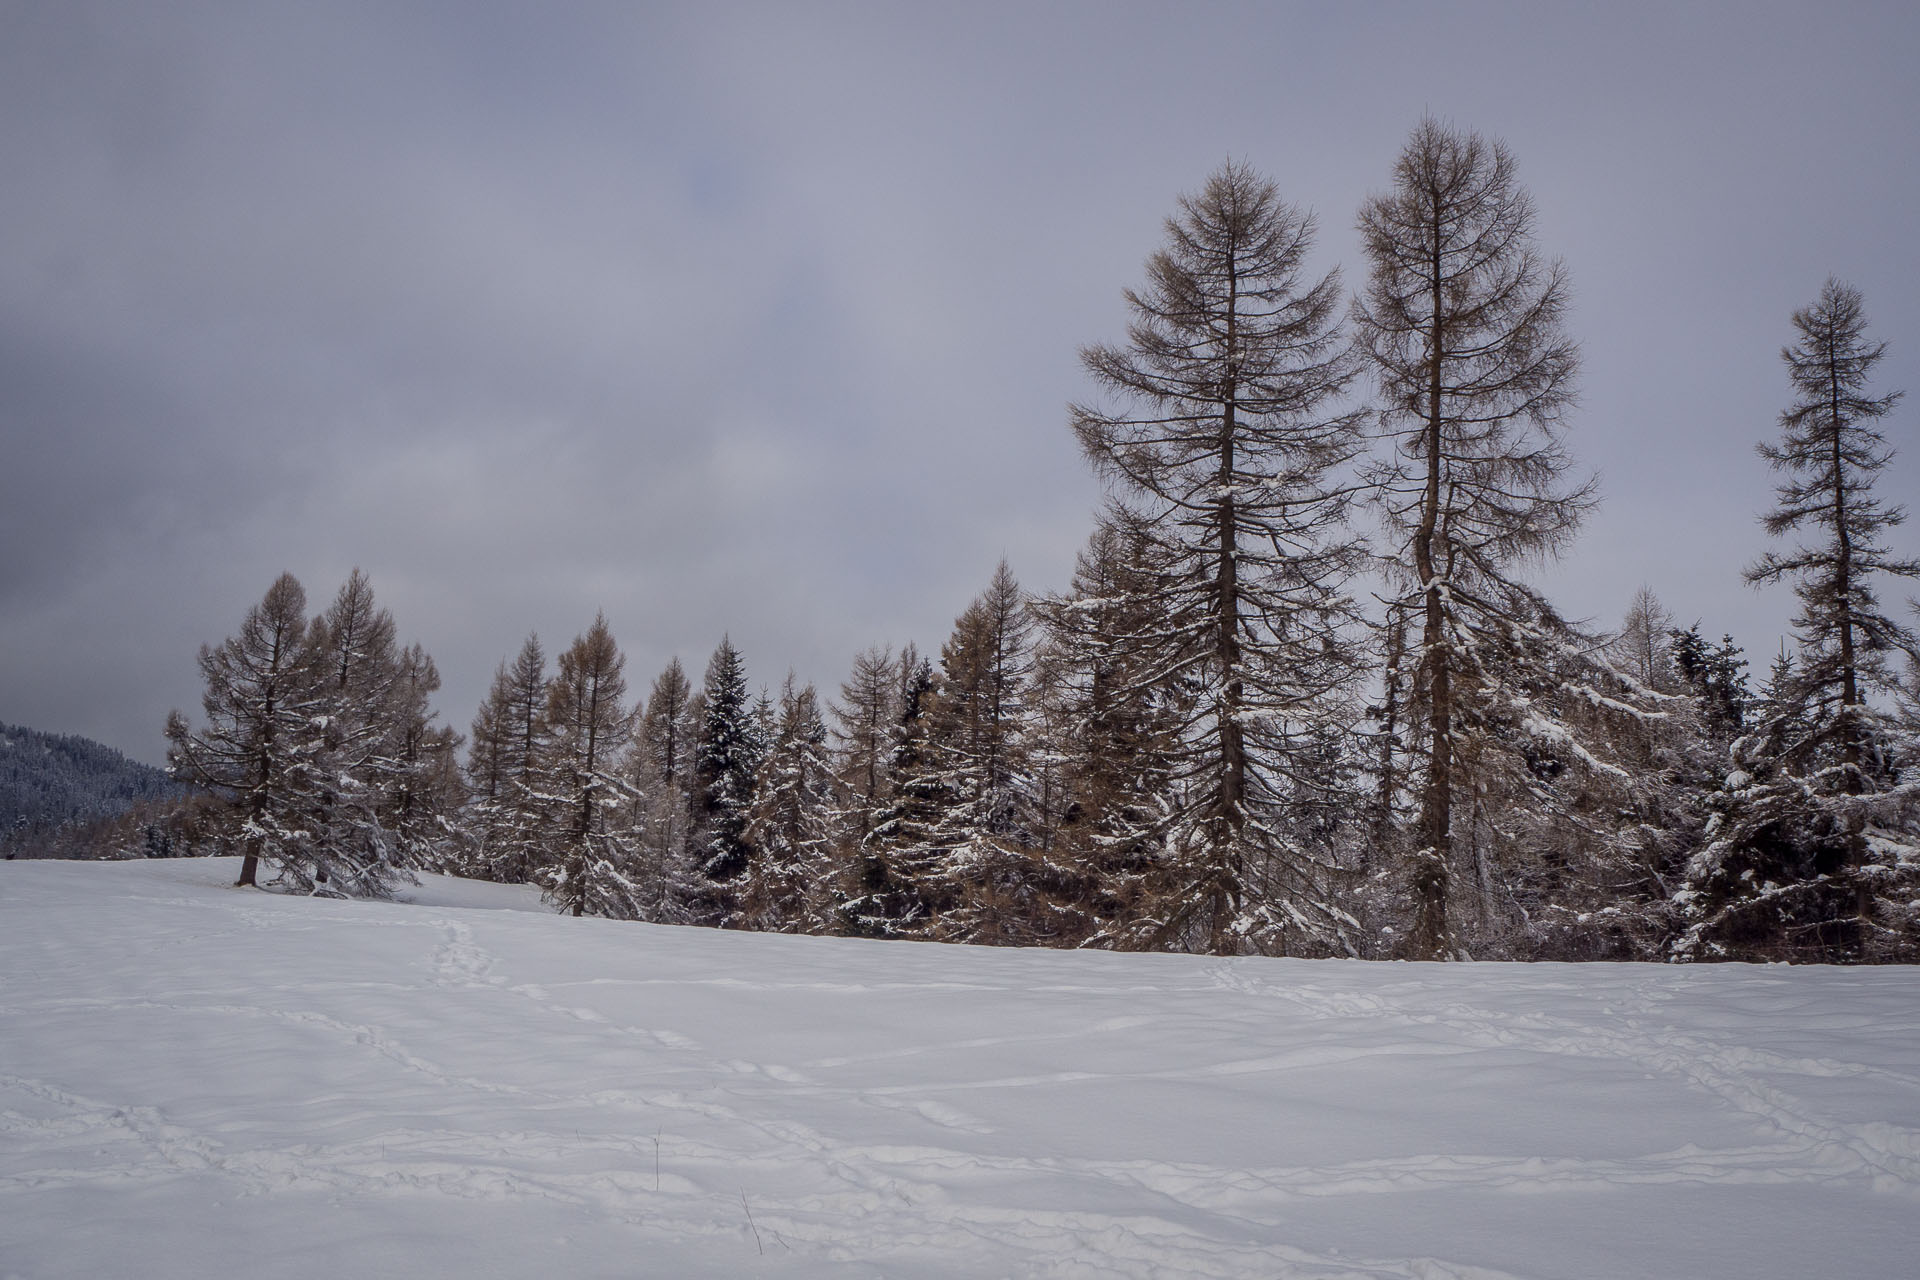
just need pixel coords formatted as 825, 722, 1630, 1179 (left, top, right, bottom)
33, 118, 1920, 964
1, 721, 184, 859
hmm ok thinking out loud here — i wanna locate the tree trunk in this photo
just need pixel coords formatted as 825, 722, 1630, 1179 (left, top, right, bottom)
1828, 341, 1871, 930
1210, 258, 1246, 953
1410, 223, 1452, 961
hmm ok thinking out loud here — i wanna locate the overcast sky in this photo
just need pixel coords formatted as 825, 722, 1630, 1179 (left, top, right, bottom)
3, 1, 1916, 766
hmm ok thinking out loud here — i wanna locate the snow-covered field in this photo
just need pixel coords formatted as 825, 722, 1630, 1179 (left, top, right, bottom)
3, 859, 1917, 1279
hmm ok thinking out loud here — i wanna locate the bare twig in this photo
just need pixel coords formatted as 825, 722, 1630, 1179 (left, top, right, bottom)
741, 1191, 763, 1255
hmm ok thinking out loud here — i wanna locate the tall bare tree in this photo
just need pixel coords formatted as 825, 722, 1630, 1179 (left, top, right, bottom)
1072, 160, 1367, 954
1354, 118, 1589, 958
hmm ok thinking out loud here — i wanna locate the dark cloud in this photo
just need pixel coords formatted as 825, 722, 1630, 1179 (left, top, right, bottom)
3, 0, 1916, 762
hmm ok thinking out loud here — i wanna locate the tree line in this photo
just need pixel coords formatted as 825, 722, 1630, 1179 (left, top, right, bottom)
157, 118, 1920, 963
1, 721, 182, 859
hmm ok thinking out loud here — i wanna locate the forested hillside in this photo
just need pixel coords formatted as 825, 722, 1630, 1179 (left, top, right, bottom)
1, 721, 180, 855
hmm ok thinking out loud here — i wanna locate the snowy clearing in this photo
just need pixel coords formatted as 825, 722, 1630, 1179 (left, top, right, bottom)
3, 859, 1918, 1279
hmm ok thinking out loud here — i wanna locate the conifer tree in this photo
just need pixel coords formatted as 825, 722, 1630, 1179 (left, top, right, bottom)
1680, 281, 1920, 960
1353, 118, 1592, 958
1616, 587, 1678, 692
739, 676, 838, 931
466, 635, 549, 883
1670, 625, 1752, 742
853, 652, 938, 935
906, 562, 1041, 943
166, 573, 325, 890
629, 656, 701, 921
466, 660, 513, 876
302, 569, 407, 894
692, 637, 758, 918
831, 647, 900, 851
166, 570, 439, 897
1031, 514, 1185, 946
384, 643, 461, 871
1426, 591, 1683, 958
826, 645, 905, 931
538, 614, 642, 919
1072, 160, 1368, 955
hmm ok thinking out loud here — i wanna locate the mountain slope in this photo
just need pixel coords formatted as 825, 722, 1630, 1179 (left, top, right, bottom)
3, 857, 1917, 1279
0, 720, 177, 844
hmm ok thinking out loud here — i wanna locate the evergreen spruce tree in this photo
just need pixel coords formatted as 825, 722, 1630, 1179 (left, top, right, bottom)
1670, 625, 1752, 743
1071, 160, 1368, 955
692, 637, 758, 920
739, 676, 839, 931
1680, 281, 1920, 961
854, 652, 938, 935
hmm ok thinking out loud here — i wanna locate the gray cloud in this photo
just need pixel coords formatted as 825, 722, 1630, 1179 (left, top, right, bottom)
3, 0, 1916, 762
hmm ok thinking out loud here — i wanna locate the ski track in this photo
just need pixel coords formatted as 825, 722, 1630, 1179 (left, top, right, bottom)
5, 863, 1920, 1277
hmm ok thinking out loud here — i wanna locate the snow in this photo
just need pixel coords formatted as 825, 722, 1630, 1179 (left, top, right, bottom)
4, 859, 1919, 1279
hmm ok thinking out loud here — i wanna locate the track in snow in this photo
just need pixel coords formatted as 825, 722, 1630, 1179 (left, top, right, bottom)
4, 857, 1918, 1279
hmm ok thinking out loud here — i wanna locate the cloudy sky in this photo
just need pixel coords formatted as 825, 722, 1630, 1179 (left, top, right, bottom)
3, 1, 1916, 765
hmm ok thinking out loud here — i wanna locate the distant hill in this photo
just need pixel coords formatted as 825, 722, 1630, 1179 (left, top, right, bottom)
1, 721, 181, 849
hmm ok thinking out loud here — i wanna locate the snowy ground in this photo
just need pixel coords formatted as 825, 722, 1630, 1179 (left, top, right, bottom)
3, 859, 1918, 1279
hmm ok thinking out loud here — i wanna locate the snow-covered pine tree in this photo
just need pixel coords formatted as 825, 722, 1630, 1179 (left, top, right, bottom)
465, 635, 550, 884
1670, 625, 1752, 744
166, 573, 327, 890
1071, 161, 1369, 956
691, 637, 758, 921
904, 562, 1042, 945
738, 676, 838, 932
1030, 513, 1185, 947
1429, 589, 1687, 959
466, 665, 509, 867
627, 656, 702, 922
825, 645, 903, 932
383, 643, 462, 872
1679, 281, 1920, 961
299, 570, 413, 896
852, 652, 939, 936
1353, 118, 1596, 959
166, 569, 445, 897
537, 615, 643, 919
